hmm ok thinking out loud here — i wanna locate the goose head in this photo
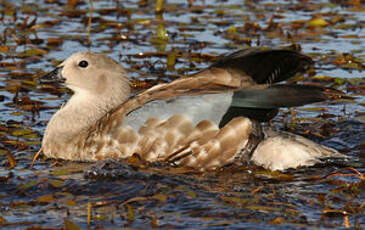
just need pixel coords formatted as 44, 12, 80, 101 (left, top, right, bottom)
39, 51, 131, 103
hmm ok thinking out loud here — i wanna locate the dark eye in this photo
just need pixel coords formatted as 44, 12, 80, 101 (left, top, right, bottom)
78, 60, 88, 68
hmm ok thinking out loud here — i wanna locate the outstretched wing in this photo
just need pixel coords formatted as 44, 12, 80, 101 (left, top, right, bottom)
112, 47, 315, 119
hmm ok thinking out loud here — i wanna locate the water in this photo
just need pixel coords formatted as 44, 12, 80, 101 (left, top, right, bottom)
0, 0, 364, 229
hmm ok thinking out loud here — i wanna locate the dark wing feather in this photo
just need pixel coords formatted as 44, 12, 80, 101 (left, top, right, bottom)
231, 84, 340, 109
220, 84, 343, 123
210, 48, 314, 84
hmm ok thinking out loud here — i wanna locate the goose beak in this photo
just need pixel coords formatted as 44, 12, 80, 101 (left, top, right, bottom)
38, 66, 65, 84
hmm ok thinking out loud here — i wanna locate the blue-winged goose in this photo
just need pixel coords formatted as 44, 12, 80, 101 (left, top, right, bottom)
38, 48, 345, 171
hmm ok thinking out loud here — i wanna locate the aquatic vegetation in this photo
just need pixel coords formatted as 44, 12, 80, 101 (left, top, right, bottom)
0, 0, 364, 228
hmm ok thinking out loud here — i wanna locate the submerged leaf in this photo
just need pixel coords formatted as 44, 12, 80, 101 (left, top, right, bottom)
52, 168, 83, 176
65, 200, 77, 206
0, 216, 6, 224
48, 179, 65, 188
87, 202, 92, 226
0, 46, 10, 53
309, 17, 329, 27
220, 196, 251, 206
47, 38, 64, 46
64, 219, 82, 230
37, 194, 55, 203
155, 0, 165, 13
185, 190, 197, 199
156, 24, 168, 41
255, 170, 294, 180
152, 193, 167, 202
18, 48, 48, 57
18, 180, 40, 190
3, 150, 16, 169
269, 217, 286, 225
12, 129, 33, 137
227, 25, 237, 34
126, 204, 134, 222
150, 215, 159, 228
167, 51, 177, 71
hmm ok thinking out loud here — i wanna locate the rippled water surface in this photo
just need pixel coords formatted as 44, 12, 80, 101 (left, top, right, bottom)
0, 0, 364, 229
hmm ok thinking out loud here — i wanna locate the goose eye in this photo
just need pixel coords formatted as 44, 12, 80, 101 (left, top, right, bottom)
78, 60, 88, 68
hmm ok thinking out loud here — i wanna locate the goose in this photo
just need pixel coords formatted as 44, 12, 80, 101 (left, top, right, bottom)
37, 48, 345, 171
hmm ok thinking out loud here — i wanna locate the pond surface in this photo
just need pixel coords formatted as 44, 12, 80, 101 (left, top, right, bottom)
0, 0, 364, 229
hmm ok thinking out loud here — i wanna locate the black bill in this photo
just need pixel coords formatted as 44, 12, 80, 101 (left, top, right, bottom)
37, 66, 65, 84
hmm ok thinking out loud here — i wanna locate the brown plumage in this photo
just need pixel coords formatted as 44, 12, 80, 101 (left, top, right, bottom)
38, 48, 345, 171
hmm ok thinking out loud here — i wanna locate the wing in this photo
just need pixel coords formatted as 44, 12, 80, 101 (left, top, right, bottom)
90, 48, 333, 135
205, 47, 317, 122
210, 47, 314, 84
110, 48, 315, 120
93, 64, 267, 133
209, 48, 344, 122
